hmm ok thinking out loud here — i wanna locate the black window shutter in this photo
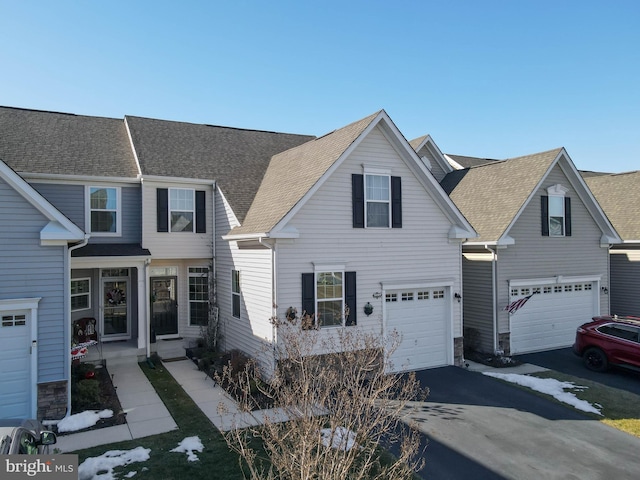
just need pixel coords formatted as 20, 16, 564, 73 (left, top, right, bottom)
564, 197, 572, 236
195, 190, 206, 233
345, 271, 357, 326
352, 174, 365, 228
541, 195, 549, 236
301, 273, 315, 327
391, 176, 402, 228
157, 188, 169, 232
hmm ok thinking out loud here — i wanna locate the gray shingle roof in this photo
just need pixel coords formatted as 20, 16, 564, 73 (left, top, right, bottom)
0, 106, 139, 177
441, 148, 562, 242
229, 111, 381, 236
125, 116, 315, 223
586, 171, 640, 242
446, 154, 501, 168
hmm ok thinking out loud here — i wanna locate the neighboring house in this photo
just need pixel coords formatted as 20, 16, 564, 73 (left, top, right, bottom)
0, 158, 85, 420
224, 111, 476, 374
124, 115, 314, 352
433, 147, 620, 355
585, 171, 640, 316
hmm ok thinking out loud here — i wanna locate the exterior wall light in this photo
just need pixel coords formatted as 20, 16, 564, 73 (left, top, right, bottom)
364, 302, 374, 316
454, 293, 462, 302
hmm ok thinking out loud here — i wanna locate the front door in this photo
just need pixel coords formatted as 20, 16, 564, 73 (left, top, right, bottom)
151, 277, 178, 336
102, 277, 130, 340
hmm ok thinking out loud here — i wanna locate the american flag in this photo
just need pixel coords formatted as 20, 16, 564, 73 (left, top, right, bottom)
504, 292, 537, 314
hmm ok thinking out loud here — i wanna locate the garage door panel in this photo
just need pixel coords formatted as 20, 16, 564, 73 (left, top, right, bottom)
0, 312, 32, 419
386, 289, 448, 373
510, 283, 596, 354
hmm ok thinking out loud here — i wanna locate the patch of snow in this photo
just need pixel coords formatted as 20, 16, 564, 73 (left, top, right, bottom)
483, 372, 602, 415
124, 472, 137, 478
320, 427, 358, 451
170, 436, 204, 462
78, 446, 151, 480
57, 409, 114, 433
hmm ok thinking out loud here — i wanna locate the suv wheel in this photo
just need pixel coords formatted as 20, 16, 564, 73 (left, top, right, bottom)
583, 347, 608, 372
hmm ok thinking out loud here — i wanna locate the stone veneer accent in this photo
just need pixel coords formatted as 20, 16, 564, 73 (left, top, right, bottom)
37, 381, 67, 420
453, 337, 464, 366
498, 332, 511, 356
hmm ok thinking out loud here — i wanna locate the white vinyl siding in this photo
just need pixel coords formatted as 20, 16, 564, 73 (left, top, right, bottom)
142, 180, 213, 259
274, 126, 462, 354
216, 189, 274, 367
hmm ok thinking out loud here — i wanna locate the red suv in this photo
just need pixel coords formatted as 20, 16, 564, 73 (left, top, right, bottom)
573, 315, 640, 372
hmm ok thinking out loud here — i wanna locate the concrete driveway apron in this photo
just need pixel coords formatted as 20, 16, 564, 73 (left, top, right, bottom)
409, 366, 640, 480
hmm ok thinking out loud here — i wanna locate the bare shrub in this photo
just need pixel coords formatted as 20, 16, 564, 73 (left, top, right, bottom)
218, 313, 428, 479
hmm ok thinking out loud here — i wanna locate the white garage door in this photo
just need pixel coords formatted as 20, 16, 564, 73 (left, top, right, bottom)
386, 287, 449, 373
0, 311, 32, 419
510, 282, 597, 354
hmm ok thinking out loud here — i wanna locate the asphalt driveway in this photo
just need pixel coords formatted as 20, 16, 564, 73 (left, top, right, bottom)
516, 347, 640, 396
410, 366, 640, 480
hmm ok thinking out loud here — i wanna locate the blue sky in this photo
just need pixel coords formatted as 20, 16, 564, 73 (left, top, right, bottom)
1, 1, 638, 173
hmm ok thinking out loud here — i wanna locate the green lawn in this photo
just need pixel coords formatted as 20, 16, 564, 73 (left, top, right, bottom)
75, 360, 246, 480
527, 370, 640, 438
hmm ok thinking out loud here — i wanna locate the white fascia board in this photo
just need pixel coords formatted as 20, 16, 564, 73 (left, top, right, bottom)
448, 225, 477, 239
141, 175, 216, 186
222, 232, 269, 241
20, 172, 141, 185
123, 116, 143, 177
71, 256, 150, 269
496, 235, 515, 246
601, 234, 622, 246
416, 135, 454, 175
40, 221, 86, 242
444, 154, 465, 170
382, 278, 456, 290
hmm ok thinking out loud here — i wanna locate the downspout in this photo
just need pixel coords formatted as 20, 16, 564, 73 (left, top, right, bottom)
258, 237, 277, 375
485, 245, 499, 354
65, 235, 90, 418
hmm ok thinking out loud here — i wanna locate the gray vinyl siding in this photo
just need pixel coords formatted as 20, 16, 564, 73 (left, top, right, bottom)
32, 182, 142, 243
610, 249, 640, 316
275, 126, 462, 345
31, 183, 84, 227
496, 164, 610, 334
462, 254, 495, 352
90, 186, 141, 244
0, 178, 67, 383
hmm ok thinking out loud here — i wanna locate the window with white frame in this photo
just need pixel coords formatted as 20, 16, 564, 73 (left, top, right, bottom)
365, 174, 391, 227
88, 186, 120, 234
188, 267, 209, 326
316, 271, 344, 327
170, 188, 195, 232
232, 270, 241, 318
548, 195, 565, 236
71, 278, 91, 312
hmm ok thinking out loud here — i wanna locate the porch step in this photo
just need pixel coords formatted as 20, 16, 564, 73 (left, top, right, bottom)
153, 338, 189, 361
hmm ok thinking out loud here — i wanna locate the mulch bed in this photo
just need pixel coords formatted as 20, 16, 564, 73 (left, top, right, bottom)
465, 350, 522, 368
62, 363, 127, 434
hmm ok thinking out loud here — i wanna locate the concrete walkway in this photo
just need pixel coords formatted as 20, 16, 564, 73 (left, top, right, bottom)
55, 362, 177, 453
163, 359, 292, 431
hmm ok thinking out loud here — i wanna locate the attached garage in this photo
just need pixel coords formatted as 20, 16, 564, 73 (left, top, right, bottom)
385, 286, 451, 373
0, 309, 35, 419
509, 278, 599, 354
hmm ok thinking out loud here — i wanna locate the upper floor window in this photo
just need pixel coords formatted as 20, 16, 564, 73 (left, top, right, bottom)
170, 188, 195, 232
352, 172, 402, 228
87, 186, 120, 235
541, 184, 571, 237
156, 188, 207, 233
365, 174, 391, 227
